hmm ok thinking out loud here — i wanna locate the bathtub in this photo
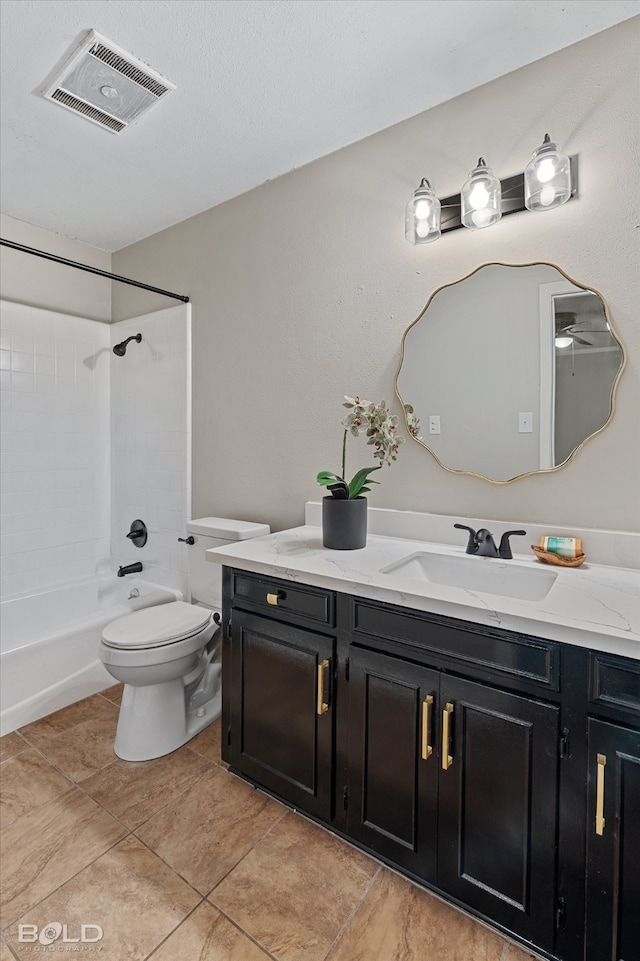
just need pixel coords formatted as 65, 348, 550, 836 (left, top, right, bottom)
0, 576, 182, 736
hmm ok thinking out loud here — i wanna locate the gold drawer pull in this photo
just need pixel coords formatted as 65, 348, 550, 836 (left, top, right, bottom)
421, 695, 434, 760
596, 753, 606, 836
442, 702, 454, 770
317, 659, 330, 715
266, 592, 280, 606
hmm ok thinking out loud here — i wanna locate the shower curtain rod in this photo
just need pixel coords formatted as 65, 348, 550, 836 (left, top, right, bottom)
0, 238, 189, 304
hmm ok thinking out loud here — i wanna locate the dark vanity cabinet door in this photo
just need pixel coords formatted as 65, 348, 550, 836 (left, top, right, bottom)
346, 648, 439, 880
226, 610, 336, 821
585, 718, 640, 961
437, 675, 560, 951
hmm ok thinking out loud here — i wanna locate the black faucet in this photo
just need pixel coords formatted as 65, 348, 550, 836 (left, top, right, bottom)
454, 524, 526, 560
117, 561, 143, 577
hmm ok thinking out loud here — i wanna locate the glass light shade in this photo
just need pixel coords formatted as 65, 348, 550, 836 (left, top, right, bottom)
555, 336, 573, 349
405, 178, 441, 244
460, 158, 501, 229
524, 134, 572, 211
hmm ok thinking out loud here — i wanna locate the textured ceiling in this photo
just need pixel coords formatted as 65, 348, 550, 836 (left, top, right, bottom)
1, 0, 638, 251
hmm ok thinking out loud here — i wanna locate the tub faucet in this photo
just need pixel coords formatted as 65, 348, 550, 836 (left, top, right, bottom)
454, 524, 526, 559
118, 561, 143, 577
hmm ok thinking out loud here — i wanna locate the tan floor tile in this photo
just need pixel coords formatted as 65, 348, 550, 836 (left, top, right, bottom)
0, 732, 28, 763
100, 683, 124, 706
150, 901, 272, 961
0, 749, 73, 828
0, 936, 16, 961
326, 868, 505, 961
211, 811, 378, 961
5, 836, 200, 961
505, 945, 545, 961
136, 767, 284, 894
18, 694, 119, 782
82, 745, 213, 829
188, 717, 222, 763
0, 787, 126, 927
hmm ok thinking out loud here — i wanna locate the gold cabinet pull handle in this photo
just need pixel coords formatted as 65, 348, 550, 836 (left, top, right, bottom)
266, 592, 280, 606
421, 695, 434, 760
596, 753, 606, 836
317, 659, 330, 715
442, 702, 454, 770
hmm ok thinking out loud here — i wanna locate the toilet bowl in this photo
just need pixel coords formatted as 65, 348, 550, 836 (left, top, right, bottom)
99, 517, 269, 761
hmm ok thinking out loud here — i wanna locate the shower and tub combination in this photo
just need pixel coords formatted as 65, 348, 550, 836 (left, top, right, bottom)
0, 576, 180, 736
0, 294, 193, 737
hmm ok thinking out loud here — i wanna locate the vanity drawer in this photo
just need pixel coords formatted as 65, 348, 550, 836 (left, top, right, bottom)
351, 598, 559, 690
589, 652, 640, 716
230, 570, 336, 628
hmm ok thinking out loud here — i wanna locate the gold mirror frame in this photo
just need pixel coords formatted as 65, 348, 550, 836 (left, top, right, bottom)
395, 261, 627, 484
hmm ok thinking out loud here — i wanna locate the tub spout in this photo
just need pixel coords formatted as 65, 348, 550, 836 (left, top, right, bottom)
117, 562, 143, 577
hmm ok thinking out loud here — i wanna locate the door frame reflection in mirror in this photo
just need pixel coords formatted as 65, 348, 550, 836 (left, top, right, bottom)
395, 262, 626, 484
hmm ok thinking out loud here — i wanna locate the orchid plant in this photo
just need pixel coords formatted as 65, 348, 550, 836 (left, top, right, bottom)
317, 395, 422, 500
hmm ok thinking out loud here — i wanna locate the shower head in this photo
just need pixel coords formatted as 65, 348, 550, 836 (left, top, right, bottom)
113, 333, 142, 356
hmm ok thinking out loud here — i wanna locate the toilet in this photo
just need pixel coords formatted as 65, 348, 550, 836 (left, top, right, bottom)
99, 517, 270, 761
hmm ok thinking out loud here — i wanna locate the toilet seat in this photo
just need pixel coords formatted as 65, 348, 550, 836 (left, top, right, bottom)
102, 601, 212, 650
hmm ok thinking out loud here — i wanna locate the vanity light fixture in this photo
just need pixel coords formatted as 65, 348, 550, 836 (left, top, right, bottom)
405, 178, 441, 244
460, 158, 502, 229
524, 134, 572, 211
404, 135, 577, 244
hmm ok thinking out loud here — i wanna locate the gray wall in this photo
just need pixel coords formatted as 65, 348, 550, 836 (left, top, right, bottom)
0, 213, 111, 322
110, 19, 639, 534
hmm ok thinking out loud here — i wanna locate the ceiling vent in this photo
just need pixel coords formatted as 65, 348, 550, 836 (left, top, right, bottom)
41, 30, 175, 134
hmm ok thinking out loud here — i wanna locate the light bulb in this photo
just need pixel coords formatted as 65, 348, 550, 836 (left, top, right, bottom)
539, 185, 556, 207
405, 178, 441, 244
525, 135, 572, 212
469, 183, 490, 210
555, 336, 573, 349
460, 158, 501, 229
536, 157, 556, 183
471, 208, 493, 228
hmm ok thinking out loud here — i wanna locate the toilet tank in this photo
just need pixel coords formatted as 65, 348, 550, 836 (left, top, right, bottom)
185, 517, 270, 609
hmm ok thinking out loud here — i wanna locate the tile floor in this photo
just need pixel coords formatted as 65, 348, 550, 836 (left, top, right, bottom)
0, 687, 545, 961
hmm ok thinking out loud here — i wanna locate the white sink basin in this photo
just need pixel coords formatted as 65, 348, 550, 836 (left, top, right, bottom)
380, 552, 558, 602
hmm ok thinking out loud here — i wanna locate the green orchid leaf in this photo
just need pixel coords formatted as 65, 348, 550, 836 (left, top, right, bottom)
316, 471, 342, 487
348, 466, 381, 499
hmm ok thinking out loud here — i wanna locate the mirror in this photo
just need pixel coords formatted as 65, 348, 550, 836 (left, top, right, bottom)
396, 262, 625, 483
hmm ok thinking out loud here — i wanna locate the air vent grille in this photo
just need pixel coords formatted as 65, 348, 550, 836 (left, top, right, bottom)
41, 29, 175, 133
51, 89, 126, 133
89, 41, 169, 98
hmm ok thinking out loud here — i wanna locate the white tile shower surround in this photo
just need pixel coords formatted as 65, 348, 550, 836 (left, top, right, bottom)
1, 302, 110, 599
1, 300, 191, 602
109, 306, 191, 596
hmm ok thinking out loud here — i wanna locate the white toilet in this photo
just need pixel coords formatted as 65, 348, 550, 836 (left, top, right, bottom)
99, 517, 269, 761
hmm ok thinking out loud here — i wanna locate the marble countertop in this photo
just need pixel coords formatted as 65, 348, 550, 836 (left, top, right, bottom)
206, 522, 640, 660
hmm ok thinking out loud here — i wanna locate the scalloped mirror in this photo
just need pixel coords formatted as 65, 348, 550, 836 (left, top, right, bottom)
396, 262, 626, 483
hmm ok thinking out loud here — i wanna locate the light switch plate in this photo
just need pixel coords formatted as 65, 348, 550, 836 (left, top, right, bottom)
519, 412, 533, 433
428, 415, 441, 435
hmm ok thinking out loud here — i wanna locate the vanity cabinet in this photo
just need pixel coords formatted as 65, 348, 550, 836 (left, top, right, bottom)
222, 567, 640, 961
347, 598, 561, 952
346, 648, 559, 948
223, 571, 337, 821
346, 648, 439, 880
584, 653, 640, 961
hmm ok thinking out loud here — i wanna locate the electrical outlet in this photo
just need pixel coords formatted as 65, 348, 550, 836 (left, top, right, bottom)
428, 415, 441, 435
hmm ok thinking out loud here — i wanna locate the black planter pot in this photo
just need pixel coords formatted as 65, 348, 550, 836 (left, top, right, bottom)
322, 496, 367, 550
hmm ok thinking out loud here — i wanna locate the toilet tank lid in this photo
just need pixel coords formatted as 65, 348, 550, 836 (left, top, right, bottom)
186, 517, 270, 539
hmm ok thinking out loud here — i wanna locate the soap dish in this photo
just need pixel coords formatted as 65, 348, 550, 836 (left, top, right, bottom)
531, 545, 587, 568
